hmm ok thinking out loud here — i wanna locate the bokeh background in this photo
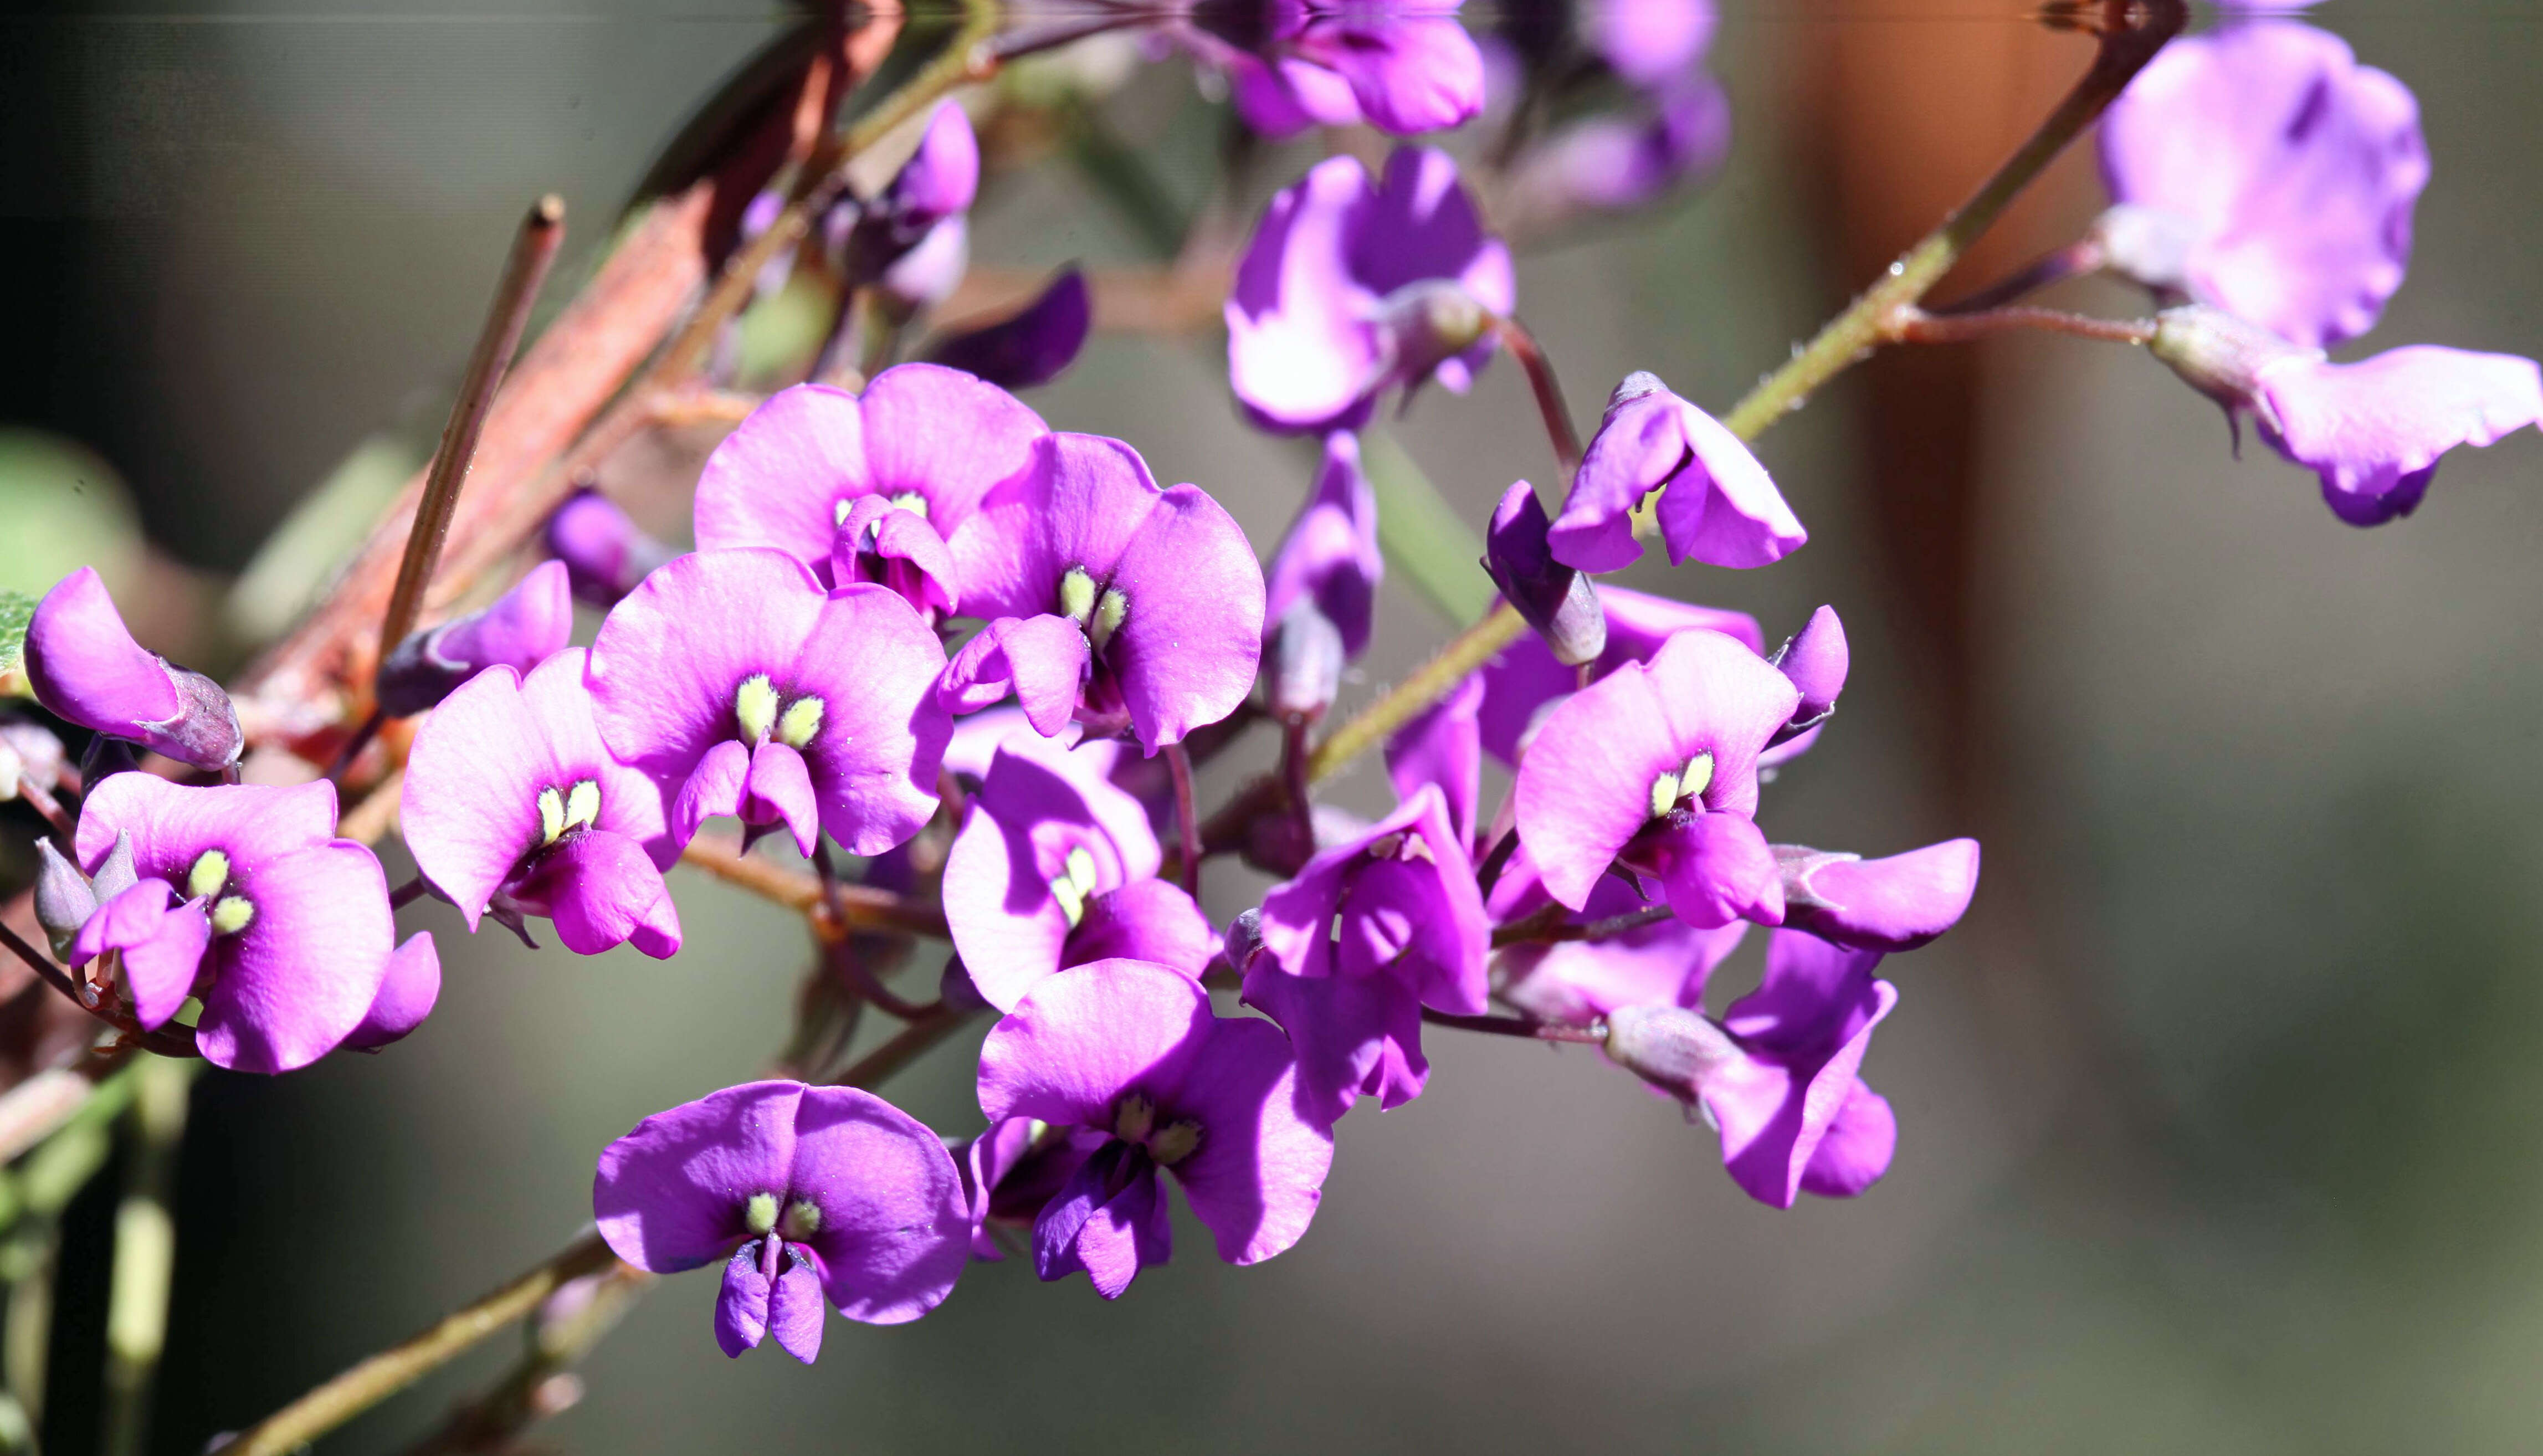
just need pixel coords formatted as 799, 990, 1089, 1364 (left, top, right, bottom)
7, 1, 2543, 1451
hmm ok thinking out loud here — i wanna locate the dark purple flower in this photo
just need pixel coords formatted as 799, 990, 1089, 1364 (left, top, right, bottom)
594, 1080, 973, 1358
693, 367, 1049, 616
942, 734, 1214, 1012
1264, 432, 1383, 663
2098, 20, 2424, 348
927, 267, 1093, 391
345, 933, 442, 1051
72, 775, 394, 1072
946, 433, 1264, 751
1476, 583, 1762, 766
1245, 785, 1489, 1126
1514, 627, 1798, 926
23, 567, 242, 772
975, 958, 1334, 1299
1549, 372, 1804, 573
1484, 480, 1606, 668
1227, 147, 1514, 433
375, 560, 575, 718
2150, 305, 2543, 525
403, 648, 680, 958
1776, 839, 1980, 952
1191, 1, 1485, 139
547, 489, 676, 607
587, 548, 952, 857
1602, 930, 1898, 1207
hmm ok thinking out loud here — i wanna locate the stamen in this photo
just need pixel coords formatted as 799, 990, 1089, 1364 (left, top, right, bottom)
1058, 566, 1098, 628
1089, 587, 1129, 653
1113, 1093, 1157, 1144
735, 674, 781, 745
781, 1199, 823, 1241
537, 786, 567, 844
744, 1191, 780, 1237
1064, 845, 1099, 898
186, 849, 230, 902
1648, 770, 1680, 820
1678, 751, 1715, 803
1148, 1120, 1203, 1167
563, 779, 601, 832
889, 491, 930, 520
211, 896, 255, 936
834, 499, 854, 527
1050, 874, 1085, 928
776, 696, 824, 750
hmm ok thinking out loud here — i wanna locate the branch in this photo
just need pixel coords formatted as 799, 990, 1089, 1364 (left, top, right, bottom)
1420, 1008, 1604, 1045
678, 835, 950, 939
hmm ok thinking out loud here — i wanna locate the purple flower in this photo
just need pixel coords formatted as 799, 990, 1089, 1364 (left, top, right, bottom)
346, 933, 443, 1051
1769, 603, 1847, 738
402, 648, 681, 958
1549, 372, 1804, 573
2098, 20, 2424, 348
593, 1080, 973, 1359
957, 1117, 1099, 1261
71, 775, 394, 1072
1476, 583, 1762, 766
1227, 148, 1514, 433
587, 548, 952, 857
1514, 627, 1798, 926
1264, 433, 1384, 663
941, 734, 1214, 1012
2150, 306, 2543, 525
375, 560, 575, 718
547, 489, 676, 607
1500, 871, 1750, 1023
1484, 481, 1606, 668
1505, 80, 1730, 224
1191, 2, 1485, 139
834, 101, 981, 285
23, 568, 242, 772
1602, 930, 1898, 1207
926, 268, 1093, 391
946, 433, 1263, 751
1385, 673, 1483, 846
1583, 0, 1714, 86
975, 958, 1334, 1299
1776, 839, 1980, 952
693, 367, 1049, 616
1244, 785, 1489, 1126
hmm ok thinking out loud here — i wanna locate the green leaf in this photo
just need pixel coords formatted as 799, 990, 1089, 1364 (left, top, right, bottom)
0, 589, 33, 680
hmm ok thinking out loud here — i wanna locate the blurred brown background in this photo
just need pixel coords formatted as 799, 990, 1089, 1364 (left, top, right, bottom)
6, 1, 2543, 1451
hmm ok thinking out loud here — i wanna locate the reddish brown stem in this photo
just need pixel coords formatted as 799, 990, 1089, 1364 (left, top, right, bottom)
1495, 316, 1582, 478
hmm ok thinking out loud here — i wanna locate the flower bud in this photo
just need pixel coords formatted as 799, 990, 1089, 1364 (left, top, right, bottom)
1602, 1003, 1741, 1117
1265, 598, 1346, 721
0, 720, 66, 799
1222, 906, 1265, 975
2148, 305, 2320, 424
90, 831, 139, 905
873, 216, 970, 323
546, 489, 675, 607
837, 102, 980, 288
1775, 838, 1980, 952
23, 567, 243, 772
1484, 481, 1606, 667
1769, 604, 1847, 739
33, 840, 95, 961
928, 268, 1093, 391
375, 560, 573, 717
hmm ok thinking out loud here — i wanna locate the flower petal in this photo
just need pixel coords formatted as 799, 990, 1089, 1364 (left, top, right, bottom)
74, 774, 337, 888
345, 932, 442, 1050
513, 831, 682, 958
1165, 1016, 1333, 1267
197, 840, 393, 1073
594, 1081, 802, 1273
976, 960, 1215, 1129
784, 1085, 972, 1326
1106, 483, 1265, 751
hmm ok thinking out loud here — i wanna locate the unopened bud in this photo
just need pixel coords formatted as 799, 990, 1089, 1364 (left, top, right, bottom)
90, 832, 139, 905
1222, 907, 1265, 975
1769, 604, 1848, 739
929, 266, 1092, 391
33, 840, 95, 960
1602, 1004, 1741, 1116
2149, 305, 2319, 421
1266, 599, 1346, 721
1485, 481, 1606, 667
375, 560, 573, 717
1604, 370, 1668, 416
546, 489, 675, 607
23, 567, 242, 772
1776, 838, 1980, 952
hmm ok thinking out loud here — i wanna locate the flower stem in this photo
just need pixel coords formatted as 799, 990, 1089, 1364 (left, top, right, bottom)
1166, 742, 1202, 900
1495, 317, 1582, 479
375, 196, 567, 678
1886, 304, 2154, 347
679, 834, 949, 938
1290, 0, 2185, 799
388, 876, 429, 911
13, 773, 76, 848
1931, 235, 2108, 315
1420, 1008, 1604, 1045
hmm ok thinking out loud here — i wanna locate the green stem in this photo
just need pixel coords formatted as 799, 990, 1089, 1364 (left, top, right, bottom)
100, 1056, 194, 1456
1294, 0, 2184, 796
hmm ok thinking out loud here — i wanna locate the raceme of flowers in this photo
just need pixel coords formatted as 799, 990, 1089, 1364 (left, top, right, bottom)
8, 0, 2532, 1381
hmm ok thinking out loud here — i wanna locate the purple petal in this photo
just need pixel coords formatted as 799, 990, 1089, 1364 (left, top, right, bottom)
1649, 812, 1783, 930
197, 840, 393, 1073
593, 1081, 802, 1273
1550, 383, 1681, 572
1653, 399, 1803, 568
936, 614, 1089, 736
345, 932, 442, 1050
2257, 346, 2543, 521
672, 739, 751, 849
926, 267, 1093, 391
1771, 604, 1848, 726
944, 737, 1160, 1012
1797, 1079, 1896, 1199
1068, 880, 1216, 978
742, 739, 822, 857
1262, 432, 1383, 661
946, 433, 1161, 626
1164, 1015, 1333, 1267
767, 1249, 827, 1362
1240, 967, 1426, 1127
419, 560, 574, 690
547, 488, 675, 606
1385, 673, 1483, 845
783, 1085, 972, 1326
1723, 930, 1889, 1055
74, 774, 339, 886
1709, 980, 1896, 1209
1510, 660, 1679, 910
24, 568, 240, 770
1106, 484, 1265, 752
69, 879, 204, 1030
1303, 16, 1485, 136
1781, 839, 1980, 952
1585, 0, 1716, 86
832, 495, 960, 619
1226, 156, 1388, 432
976, 959, 1216, 1130
1501, 910, 1748, 1022
1255, 785, 1488, 1011
886, 100, 980, 224
1476, 583, 1762, 766
715, 1243, 772, 1357
511, 830, 683, 959
2099, 20, 2424, 347
401, 660, 552, 929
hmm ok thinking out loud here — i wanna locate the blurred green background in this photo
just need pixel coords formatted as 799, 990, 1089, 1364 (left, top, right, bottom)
6, 1, 2543, 1452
